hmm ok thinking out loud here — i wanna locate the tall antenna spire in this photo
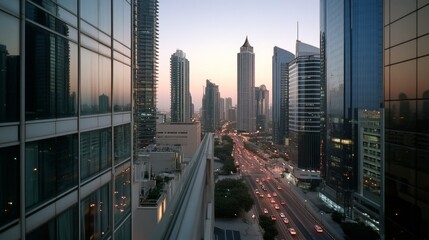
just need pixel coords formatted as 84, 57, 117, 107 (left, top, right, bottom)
297, 21, 299, 41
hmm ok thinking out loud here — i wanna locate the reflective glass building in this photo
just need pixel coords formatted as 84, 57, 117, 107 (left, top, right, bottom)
384, 1, 429, 238
202, 80, 220, 132
170, 50, 191, 123
272, 47, 295, 144
0, 0, 132, 239
320, 0, 383, 217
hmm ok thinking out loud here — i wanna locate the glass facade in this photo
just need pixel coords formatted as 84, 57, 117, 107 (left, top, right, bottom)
320, 0, 383, 218
0, 0, 131, 238
134, 0, 158, 148
384, 1, 429, 239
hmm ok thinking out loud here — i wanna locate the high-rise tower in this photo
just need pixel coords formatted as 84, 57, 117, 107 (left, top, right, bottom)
170, 50, 191, 123
134, 0, 159, 149
272, 47, 295, 144
202, 80, 220, 132
320, 0, 383, 220
237, 37, 256, 132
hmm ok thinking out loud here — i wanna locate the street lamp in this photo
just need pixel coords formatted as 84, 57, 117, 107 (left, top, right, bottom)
304, 199, 307, 209
320, 211, 325, 227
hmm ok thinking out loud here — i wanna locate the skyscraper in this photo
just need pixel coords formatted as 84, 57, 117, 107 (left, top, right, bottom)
320, 0, 383, 218
0, 1, 132, 239
134, 0, 159, 149
170, 50, 191, 123
202, 80, 220, 132
225, 97, 233, 121
383, 1, 429, 239
255, 84, 269, 132
288, 41, 321, 172
272, 47, 295, 144
237, 37, 256, 132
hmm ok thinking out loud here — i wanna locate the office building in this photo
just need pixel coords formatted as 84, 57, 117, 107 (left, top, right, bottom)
219, 97, 225, 121
272, 47, 295, 144
134, 0, 159, 149
237, 37, 256, 132
156, 122, 202, 158
225, 97, 232, 121
383, 1, 429, 239
170, 50, 191, 123
0, 1, 132, 239
288, 41, 320, 174
255, 84, 269, 132
202, 80, 220, 132
320, 0, 383, 217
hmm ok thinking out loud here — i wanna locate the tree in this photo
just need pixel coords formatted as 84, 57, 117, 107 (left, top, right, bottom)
341, 222, 379, 240
259, 215, 278, 240
215, 179, 254, 218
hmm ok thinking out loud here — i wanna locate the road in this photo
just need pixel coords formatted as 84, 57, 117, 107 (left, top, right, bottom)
231, 134, 333, 240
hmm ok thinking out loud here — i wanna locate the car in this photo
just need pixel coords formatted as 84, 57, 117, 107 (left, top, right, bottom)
288, 228, 296, 235
279, 212, 285, 218
267, 194, 271, 198
283, 217, 289, 224
256, 178, 260, 182
263, 208, 268, 214
272, 192, 277, 197
277, 186, 282, 190
255, 190, 259, 195
271, 215, 277, 221
314, 225, 323, 233
259, 194, 264, 198
270, 199, 276, 204
280, 200, 286, 205
267, 176, 271, 180
274, 204, 280, 210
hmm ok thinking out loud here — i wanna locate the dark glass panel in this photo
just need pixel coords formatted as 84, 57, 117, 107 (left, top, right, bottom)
80, 0, 111, 35
390, 40, 416, 64
390, 13, 416, 46
418, 5, 429, 36
0, 0, 19, 14
26, 23, 77, 120
113, 60, 131, 112
113, 0, 131, 48
80, 128, 111, 180
99, 55, 112, 113
389, 100, 417, 131
417, 99, 429, 132
114, 165, 131, 224
0, 12, 20, 123
56, 135, 78, 194
114, 124, 131, 165
384, 66, 390, 100
390, 0, 416, 22
418, 56, 429, 99
80, 48, 99, 115
390, 60, 416, 100
0, 146, 19, 228
418, 34, 429, 57
57, 0, 77, 13
100, 128, 112, 171
114, 217, 131, 240
81, 183, 111, 239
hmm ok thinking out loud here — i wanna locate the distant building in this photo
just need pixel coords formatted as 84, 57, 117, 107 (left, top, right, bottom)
202, 80, 220, 132
228, 107, 237, 122
156, 122, 202, 158
156, 112, 167, 123
288, 41, 321, 179
272, 47, 295, 144
219, 97, 225, 121
237, 37, 256, 132
225, 97, 233, 121
255, 84, 269, 132
170, 50, 191, 123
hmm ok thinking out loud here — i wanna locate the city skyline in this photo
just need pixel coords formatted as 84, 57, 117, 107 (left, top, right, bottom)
158, 0, 320, 111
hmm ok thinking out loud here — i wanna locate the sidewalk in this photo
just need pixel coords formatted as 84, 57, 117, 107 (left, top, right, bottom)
215, 207, 263, 240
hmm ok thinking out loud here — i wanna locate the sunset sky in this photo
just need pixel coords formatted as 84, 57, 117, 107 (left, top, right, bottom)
157, 0, 320, 112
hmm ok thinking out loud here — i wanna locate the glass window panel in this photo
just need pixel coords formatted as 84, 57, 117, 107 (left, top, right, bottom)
385, 66, 390, 100
418, 34, 429, 57
418, 56, 429, 99
80, 48, 99, 115
390, 13, 416, 46
57, 0, 77, 14
113, 0, 131, 48
114, 124, 131, 164
390, 0, 416, 22
390, 60, 416, 100
26, 23, 77, 120
417, 99, 429, 132
418, 5, 429, 36
100, 128, 112, 171
390, 100, 417, 131
81, 183, 111, 239
0, 146, 19, 228
384, 48, 390, 66
390, 40, 416, 64
115, 217, 131, 240
0, 0, 19, 14
99, 55, 111, 113
80, 0, 97, 27
58, 6, 77, 27
114, 166, 131, 224
80, 131, 100, 180
0, 12, 20, 123
56, 135, 78, 194
384, 0, 390, 25
99, 0, 111, 35
25, 139, 57, 209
